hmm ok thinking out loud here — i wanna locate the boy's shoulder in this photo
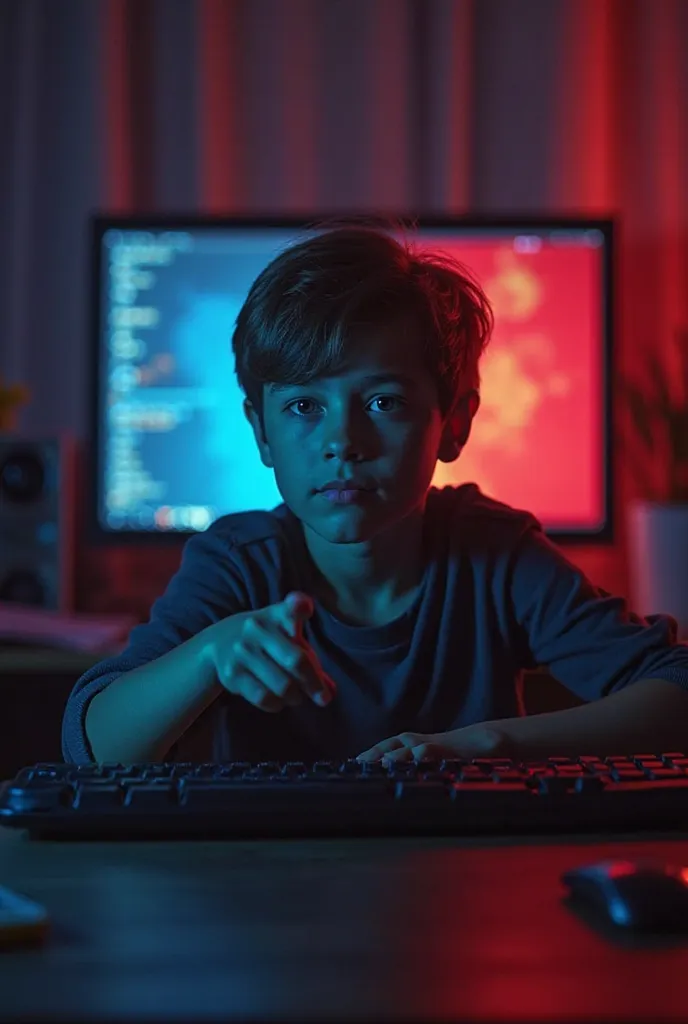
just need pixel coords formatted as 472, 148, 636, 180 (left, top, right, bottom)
428, 484, 542, 545
201, 504, 292, 549
202, 503, 290, 544
178, 506, 295, 589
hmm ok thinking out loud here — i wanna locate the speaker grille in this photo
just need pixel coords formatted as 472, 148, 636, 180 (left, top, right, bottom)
0, 437, 74, 611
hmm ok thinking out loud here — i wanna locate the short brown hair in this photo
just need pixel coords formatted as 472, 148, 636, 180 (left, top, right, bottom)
231, 223, 493, 418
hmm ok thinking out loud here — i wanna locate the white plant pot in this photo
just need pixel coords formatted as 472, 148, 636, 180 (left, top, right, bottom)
627, 501, 688, 639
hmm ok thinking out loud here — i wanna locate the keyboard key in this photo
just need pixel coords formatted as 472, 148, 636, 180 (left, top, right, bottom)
179, 781, 254, 809
217, 763, 251, 778
610, 768, 647, 781
194, 763, 224, 777
136, 764, 176, 779
420, 770, 457, 783
67, 776, 123, 788
73, 784, 123, 810
31, 766, 69, 781
393, 781, 450, 803
574, 776, 606, 793
123, 784, 179, 809
634, 757, 664, 767
3, 783, 72, 813
458, 769, 493, 782
664, 756, 688, 769
536, 776, 579, 796
388, 769, 420, 783
412, 758, 442, 772
491, 771, 528, 783
605, 778, 688, 791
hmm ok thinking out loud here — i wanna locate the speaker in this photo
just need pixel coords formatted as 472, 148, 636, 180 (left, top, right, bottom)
0, 436, 75, 611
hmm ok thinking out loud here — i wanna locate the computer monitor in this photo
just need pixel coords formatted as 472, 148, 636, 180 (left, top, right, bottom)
90, 216, 613, 544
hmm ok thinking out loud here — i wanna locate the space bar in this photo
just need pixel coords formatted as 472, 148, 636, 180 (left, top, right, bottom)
179, 780, 390, 808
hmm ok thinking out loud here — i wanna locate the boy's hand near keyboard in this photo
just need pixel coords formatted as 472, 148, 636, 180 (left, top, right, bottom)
208, 591, 336, 712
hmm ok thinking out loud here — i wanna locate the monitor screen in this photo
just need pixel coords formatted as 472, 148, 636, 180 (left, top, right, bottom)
91, 217, 613, 543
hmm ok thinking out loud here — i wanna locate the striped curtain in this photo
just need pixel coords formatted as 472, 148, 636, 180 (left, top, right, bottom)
1, 0, 687, 595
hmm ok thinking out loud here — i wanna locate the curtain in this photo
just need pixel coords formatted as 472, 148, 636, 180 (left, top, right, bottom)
1, 0, 686, 600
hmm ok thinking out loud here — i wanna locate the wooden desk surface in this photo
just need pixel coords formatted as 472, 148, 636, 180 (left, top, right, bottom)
1, 826, 688, 1022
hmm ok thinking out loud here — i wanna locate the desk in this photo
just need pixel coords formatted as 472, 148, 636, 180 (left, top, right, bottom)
1, 826, 688, 1022
0, 649, 104, 676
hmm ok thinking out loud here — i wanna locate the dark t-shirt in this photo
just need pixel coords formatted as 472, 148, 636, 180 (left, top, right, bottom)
62, 485, 688, 763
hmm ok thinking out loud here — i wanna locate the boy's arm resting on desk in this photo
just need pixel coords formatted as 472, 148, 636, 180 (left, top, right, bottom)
358, 679, 688, 762
84, 626, 227, 764
491, 677, 688, 758
502, 526, 688, 757
62, 527, 249, 764
360, 525, 688, 763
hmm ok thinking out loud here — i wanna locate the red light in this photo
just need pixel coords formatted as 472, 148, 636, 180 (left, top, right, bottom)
604, 860, 636, 879
424, 238, 603, 530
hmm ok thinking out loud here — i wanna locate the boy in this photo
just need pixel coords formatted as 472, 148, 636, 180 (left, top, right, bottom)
63, 225, 688, 767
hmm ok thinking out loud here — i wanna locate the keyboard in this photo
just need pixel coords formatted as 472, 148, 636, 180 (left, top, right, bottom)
2, 753, 688, 839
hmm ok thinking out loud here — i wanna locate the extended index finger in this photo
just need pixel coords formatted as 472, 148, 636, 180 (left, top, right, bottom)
246, 619, 332, 705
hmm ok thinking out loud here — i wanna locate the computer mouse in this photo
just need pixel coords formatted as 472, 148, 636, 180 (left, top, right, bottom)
562, 859, 688, 931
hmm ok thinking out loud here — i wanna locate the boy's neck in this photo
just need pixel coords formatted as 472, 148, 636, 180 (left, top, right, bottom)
300, 506, 428, 627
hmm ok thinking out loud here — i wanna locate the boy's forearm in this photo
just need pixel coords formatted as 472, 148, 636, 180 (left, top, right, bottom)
85, 619, 236, 763
492, 678, 688, 759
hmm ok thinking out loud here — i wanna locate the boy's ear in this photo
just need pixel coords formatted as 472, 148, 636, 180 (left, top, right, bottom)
243, 399, 274, 468
437, 390, 480, 463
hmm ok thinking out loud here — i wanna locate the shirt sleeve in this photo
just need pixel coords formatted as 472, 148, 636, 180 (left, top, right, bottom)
61, 527, 249, 763
508, 526, 688, 701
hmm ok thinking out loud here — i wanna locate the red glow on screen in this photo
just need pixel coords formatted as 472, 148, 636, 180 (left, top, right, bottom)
605, 860, 636, 879
421, 237, 605, 531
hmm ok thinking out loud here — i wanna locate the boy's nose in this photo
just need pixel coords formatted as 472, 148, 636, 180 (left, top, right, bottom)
323, 433, 366, 462
322, 415, 369, 462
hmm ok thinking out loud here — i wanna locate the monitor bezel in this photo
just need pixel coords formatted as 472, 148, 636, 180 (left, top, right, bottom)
87, 214, 615, 547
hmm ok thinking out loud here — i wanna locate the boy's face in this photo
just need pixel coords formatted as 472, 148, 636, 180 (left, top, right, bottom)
244, 327, 478, 544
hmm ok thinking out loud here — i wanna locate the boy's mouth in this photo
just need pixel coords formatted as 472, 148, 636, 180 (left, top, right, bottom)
316, 480, 376, 504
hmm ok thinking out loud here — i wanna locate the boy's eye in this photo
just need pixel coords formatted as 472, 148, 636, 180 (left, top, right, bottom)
284, 395, 405, 417
285, 398, 321, 417
368, 395, 405, 413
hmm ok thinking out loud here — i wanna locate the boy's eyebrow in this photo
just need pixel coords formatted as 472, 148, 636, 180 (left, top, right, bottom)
358, 373, 419, 389
268, 373, 418, 394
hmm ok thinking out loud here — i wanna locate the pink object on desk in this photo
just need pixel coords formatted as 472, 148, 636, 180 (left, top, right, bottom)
0, 602, 134, 653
